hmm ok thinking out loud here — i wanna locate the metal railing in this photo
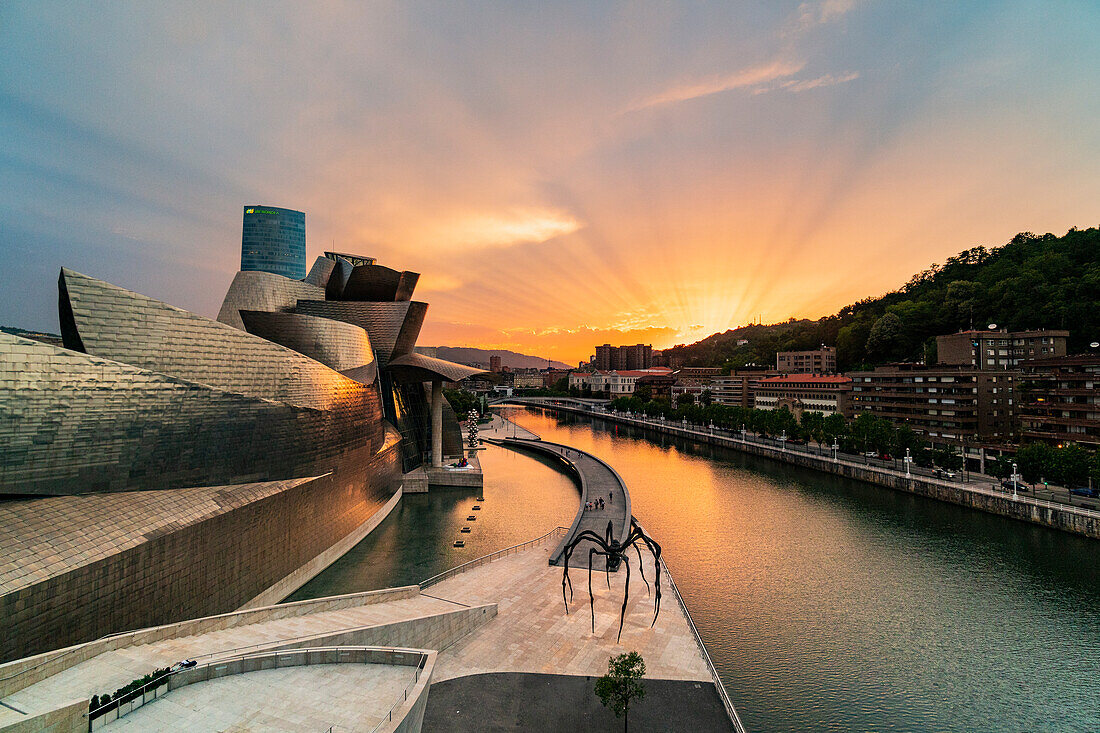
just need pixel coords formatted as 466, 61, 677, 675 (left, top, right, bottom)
0, 627, 137, 692
529, 403, 1100, 523
420, 526, 570, 589
663, 562, 749, 733
368, 653, 428, 733
86, 646, 428, 731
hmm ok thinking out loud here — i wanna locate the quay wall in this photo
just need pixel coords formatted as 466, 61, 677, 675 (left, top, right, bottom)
513, 402, 1100, 542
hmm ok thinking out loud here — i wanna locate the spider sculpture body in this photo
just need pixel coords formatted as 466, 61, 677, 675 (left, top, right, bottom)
561, 518, 662, 642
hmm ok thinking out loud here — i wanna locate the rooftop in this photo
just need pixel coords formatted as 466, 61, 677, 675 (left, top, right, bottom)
759, 374, 852, 385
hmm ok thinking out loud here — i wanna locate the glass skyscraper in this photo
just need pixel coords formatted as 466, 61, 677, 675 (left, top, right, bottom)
241, 205, 306, 279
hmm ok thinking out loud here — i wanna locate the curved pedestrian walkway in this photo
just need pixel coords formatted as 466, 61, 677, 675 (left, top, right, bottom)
483, 426, 631, 568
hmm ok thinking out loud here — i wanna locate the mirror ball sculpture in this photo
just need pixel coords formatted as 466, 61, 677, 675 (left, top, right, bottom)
561, 518, 662, 642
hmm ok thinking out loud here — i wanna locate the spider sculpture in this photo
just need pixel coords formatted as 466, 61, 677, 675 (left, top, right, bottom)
561, 518, 662, 642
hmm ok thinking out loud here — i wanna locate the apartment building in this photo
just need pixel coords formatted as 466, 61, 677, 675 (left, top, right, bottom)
754, 374, 853, 417
595, 343, 653, 371
776, 346, 836, 374
848, 364, 1018, 445
570, 368, 673, 396
710, 368, 780, 408
936, 329, 1068, 370
1017, 355, 1100, 449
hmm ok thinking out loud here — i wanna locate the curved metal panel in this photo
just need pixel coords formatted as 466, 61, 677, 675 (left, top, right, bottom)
0, 333, 387, 496
303, 256, 336, 288
393, 301, 427, 356
325, 255, 354, 300
387, 352, 486, 383
340, 265, 420, 302
394, 271, 419, 301
294, 300, 425, 367
217, 270, 324, 330
239, 310, 377, 380
61, 269, 352, 410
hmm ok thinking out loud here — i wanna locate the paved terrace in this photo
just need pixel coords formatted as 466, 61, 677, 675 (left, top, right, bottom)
105, 663, 416, 731
477, 413, 540, 441
0, 592, 460, 716
0, 537, 729, 732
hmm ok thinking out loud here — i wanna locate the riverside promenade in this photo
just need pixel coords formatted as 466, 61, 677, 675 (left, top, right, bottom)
502, 398, 1100, 541
482, 425, 630, 568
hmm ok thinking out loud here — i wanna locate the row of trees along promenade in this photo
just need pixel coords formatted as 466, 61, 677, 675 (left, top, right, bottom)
605, 394, 1100, 490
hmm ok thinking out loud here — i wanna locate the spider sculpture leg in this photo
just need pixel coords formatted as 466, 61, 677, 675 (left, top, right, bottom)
633, 540, 651, 594
616, 554, 631, 643
561, 529, 611, 613
636, 533, 663, 627
562, 550, 573, 612
588, 546, 605, 633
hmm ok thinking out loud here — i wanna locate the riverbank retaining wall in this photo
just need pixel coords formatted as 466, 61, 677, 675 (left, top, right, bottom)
516, 403, 1100, 541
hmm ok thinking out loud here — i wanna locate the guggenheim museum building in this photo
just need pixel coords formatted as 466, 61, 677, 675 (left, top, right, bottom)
0, 211, 482, 662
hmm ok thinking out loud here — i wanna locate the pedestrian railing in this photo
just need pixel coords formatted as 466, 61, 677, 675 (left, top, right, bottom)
420, 526, 570, 589
526, 403, 1100, 523
85, 646, 428, 731
631, 518, 749, 733
369, 653, 429, 733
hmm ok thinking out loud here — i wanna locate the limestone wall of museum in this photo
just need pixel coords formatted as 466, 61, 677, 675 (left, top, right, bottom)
0, 440, 402, 663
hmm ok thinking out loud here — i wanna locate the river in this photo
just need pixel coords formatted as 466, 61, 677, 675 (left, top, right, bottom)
296, 406, 1100, 732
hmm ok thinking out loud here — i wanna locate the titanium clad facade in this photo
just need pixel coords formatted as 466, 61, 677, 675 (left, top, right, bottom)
0, 243, 481, 662
0, 334, 386, 495
63, 269, 341, 410
217, 269, 325, 330
239, 310, 377, 377
241, 205, 307, 279
0, 438, 402, 662
294, 300, 428, 367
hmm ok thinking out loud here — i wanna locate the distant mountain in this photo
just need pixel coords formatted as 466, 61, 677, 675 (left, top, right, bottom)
663, 227, 1100, 371
416, 346, 571, 371
1, 325, 64, 347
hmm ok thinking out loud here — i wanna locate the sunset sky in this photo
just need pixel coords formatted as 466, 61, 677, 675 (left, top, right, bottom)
2, 1, 1098, 364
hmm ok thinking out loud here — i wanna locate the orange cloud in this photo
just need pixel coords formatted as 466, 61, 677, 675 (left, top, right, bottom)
625, 59, 806, 111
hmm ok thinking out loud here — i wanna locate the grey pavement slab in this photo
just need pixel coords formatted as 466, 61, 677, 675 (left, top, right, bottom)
423, 672, 735, 732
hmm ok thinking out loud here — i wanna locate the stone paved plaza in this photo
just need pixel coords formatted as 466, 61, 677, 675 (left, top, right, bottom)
429, 540, 711, 682
103, 664, 415, 731
2, 594, 455, 715
1, 536, 711, 730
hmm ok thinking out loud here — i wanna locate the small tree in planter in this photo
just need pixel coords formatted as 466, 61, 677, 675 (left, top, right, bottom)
595, 651, 646, 732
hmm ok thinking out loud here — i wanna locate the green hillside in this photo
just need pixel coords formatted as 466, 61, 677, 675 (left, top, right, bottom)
665, 227, 1100, 371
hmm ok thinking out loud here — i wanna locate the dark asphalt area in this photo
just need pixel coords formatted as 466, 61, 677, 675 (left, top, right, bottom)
422, 672, 736, 732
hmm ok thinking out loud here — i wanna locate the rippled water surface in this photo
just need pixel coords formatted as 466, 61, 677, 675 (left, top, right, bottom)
289, 440, 577, 598
301, 407, 1100, 732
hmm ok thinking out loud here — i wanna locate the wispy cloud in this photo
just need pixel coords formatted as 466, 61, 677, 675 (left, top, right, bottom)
417, 208, 582, 252
626, 59, 805, 111
786, 0, 863, 36
754, 71, 860, 95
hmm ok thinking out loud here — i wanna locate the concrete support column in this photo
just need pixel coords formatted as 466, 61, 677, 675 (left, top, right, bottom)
431, 379, 443, 468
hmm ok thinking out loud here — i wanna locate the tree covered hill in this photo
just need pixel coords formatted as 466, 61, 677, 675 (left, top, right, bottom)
664, 227, 1100, 371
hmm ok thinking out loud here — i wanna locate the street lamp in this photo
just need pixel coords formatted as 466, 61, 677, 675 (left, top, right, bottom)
905, 447, 912, 477
1011, 461, 1019, 500
832, 438, 839, 462
779, 430, 787, 449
